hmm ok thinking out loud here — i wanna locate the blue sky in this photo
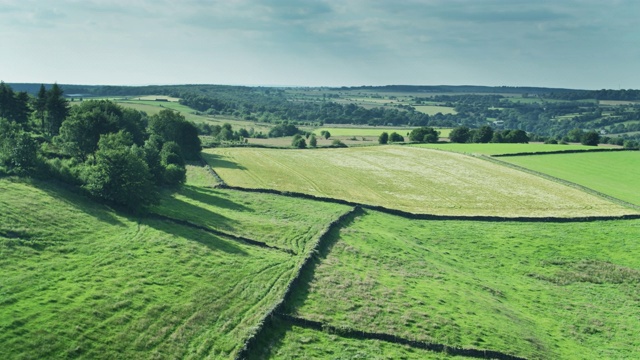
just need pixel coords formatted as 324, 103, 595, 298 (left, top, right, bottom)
1, 0, 639, 89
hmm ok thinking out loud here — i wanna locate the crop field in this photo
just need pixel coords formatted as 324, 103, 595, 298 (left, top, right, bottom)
412, 142, 606, 155
203, 146, 636, 217
280, 210, 640, 359
413, 105, 457, 115
500, 151, 640, 206
0, 175, 348, 359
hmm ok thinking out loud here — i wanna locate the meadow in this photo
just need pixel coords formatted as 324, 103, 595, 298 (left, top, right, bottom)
313, 127, 451, 138
203, 146, 636, 217
413, 105, 457, 115
280, 210, 640, 359
412, 142, 607, 155
0, 170, 349, 359
500, 151, 640, 206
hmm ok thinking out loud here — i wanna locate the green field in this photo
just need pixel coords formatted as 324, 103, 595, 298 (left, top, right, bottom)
413, 105, 457, 115
204, 146, 635, 217
283, 210, 640, 359
0, 173, 348, 359
501, 151, 640, 206
313, 127, 451, 138
413, 142, 606, 155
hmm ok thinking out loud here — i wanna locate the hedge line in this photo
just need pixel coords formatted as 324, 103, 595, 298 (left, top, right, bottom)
146, 213, 296, 255
215, 184, 640, 223
491, 148, 633, 157
278, 314, 528, 360
234, 206, 361, 359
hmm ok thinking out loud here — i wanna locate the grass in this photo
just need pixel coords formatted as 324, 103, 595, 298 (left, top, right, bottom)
412, 142, 606, 155
413, 105, 457, 115
251, 319, 464, 359
203, 146, 635, 217
286, 210, 640, 359
500, 151, 640, 205
0, 170, 346, 359
313, 127, 417, 137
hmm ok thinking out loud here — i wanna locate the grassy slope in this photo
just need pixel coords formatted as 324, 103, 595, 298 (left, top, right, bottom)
501, 151, 640, 206
286, 210, 640, 359
412, 143, 603, 155
203, 146, 635, 217
0, 171, 345, 359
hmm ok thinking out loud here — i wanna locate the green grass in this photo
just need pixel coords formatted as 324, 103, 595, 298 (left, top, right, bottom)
286, 210, 640, 359
413, 105, 457, 115
313, 127, 417, 137
252, 319, 463, 359
500, 151, 640, 205
203, 146, 635, 217
0, 173, 346, 359
412, 142, 605, 155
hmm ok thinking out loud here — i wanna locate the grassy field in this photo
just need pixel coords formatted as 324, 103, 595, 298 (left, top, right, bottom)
0, 170, 348, 359
203, 146, 635, 217
284, 210, 640, 359
413, 105, 457, 115
412, 143, 608, 155
252, 319, 464, 359
501, 151, 640, 206
313, 127, 451, 138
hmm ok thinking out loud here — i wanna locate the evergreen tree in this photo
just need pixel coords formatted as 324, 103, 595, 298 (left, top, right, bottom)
46, 83, 69, 136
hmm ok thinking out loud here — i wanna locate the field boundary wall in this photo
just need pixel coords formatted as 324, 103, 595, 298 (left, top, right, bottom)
278, 314, 528, 360
491, 148, 633, 157
215, 184, 640, 222
234, 206, 361, 359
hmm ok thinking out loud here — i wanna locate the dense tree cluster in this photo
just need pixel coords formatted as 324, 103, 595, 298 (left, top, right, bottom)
0, 83, 201, 212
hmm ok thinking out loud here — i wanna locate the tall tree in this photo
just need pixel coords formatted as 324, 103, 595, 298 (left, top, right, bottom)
46, 83, 69, 136
35, 84, 47, 132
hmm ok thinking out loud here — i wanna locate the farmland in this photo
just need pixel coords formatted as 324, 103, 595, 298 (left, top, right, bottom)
203, 146, 636, 217
500, 151, 640, 206
277, 210, 640, 359
0, 175, 349, 359
412, 143, 609, 155
313, 127, 452, 138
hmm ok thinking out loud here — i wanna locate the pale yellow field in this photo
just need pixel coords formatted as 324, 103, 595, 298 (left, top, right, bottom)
204, 146, 637, 217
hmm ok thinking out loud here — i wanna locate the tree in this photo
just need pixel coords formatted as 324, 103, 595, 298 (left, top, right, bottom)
474, 125, 494, 143
46, 83, 69, 137
309, 135, 317, 147
291, 134, 307, 148
449, 126, 471, 143
567, 128, 584, 143
83, 131, 158, 212
148, 109, 201, 160
35, 85, 47, 132
0, 118, 39, 175
378, 132, 389, 144
503, 129, 529, 143
409, 127, 439, 143
321, 130, 331, 139
389, 132, 404, 142
581, 131, 600, 146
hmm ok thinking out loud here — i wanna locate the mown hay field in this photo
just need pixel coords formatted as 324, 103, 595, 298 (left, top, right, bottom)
282, 210, 640, 359
204, 146, 636, 217
412, 142, 607, 155
0, 175, 344, 359
501, 151, 640, 206
413, 105, 457, 115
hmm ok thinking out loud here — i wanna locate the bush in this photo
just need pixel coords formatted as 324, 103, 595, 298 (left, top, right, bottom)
389, 132, 404, 142
378, 132, 389, 144
163, 163, 186, 185
331, 139, 347, 147
291, 134, 307, 148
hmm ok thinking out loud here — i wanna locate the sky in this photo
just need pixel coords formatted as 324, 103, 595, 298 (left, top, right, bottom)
1, 0, 639, 89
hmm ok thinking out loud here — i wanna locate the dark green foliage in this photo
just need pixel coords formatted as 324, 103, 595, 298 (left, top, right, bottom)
378, 132, 389, 144
331, 139, 347, 147
581, 131, 600, 146
0, 118, 39, 175
160, 141, 185, 167
474, 125, 494, 143
449, 126, 471, 143
163, 163, 186, 185
409, 127, 439, 143
291, 134, 307, 149
309, 135, 317, 147
503, 129, 529, 143
0, 82, 30, 127
83, 132, 158, 212
321, 130, 331, 139
269, 123, 301, 138
45, 83, 69, 136
389, 132, 404, 142
567, 128, 585, 143
148, 109, 201, 160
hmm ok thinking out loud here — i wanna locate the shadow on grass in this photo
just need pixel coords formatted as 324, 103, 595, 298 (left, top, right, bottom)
245, 317, 293, 360
179, 185, 253, 212
201, 153, 247, 170
141, 217, 248, 256
25, 178, 126, 227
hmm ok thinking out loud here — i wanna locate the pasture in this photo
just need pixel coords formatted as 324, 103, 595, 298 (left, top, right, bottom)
203, 146, 636, 217
412, 142, 607, 155
413, 105, 457, 115
501, 151, 640, 206
0, 173, 347, 359
283, 210, 640, 359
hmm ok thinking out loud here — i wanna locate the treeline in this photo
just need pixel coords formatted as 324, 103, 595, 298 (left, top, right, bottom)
0, 82, 201, 212
547, 89, 640, 101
